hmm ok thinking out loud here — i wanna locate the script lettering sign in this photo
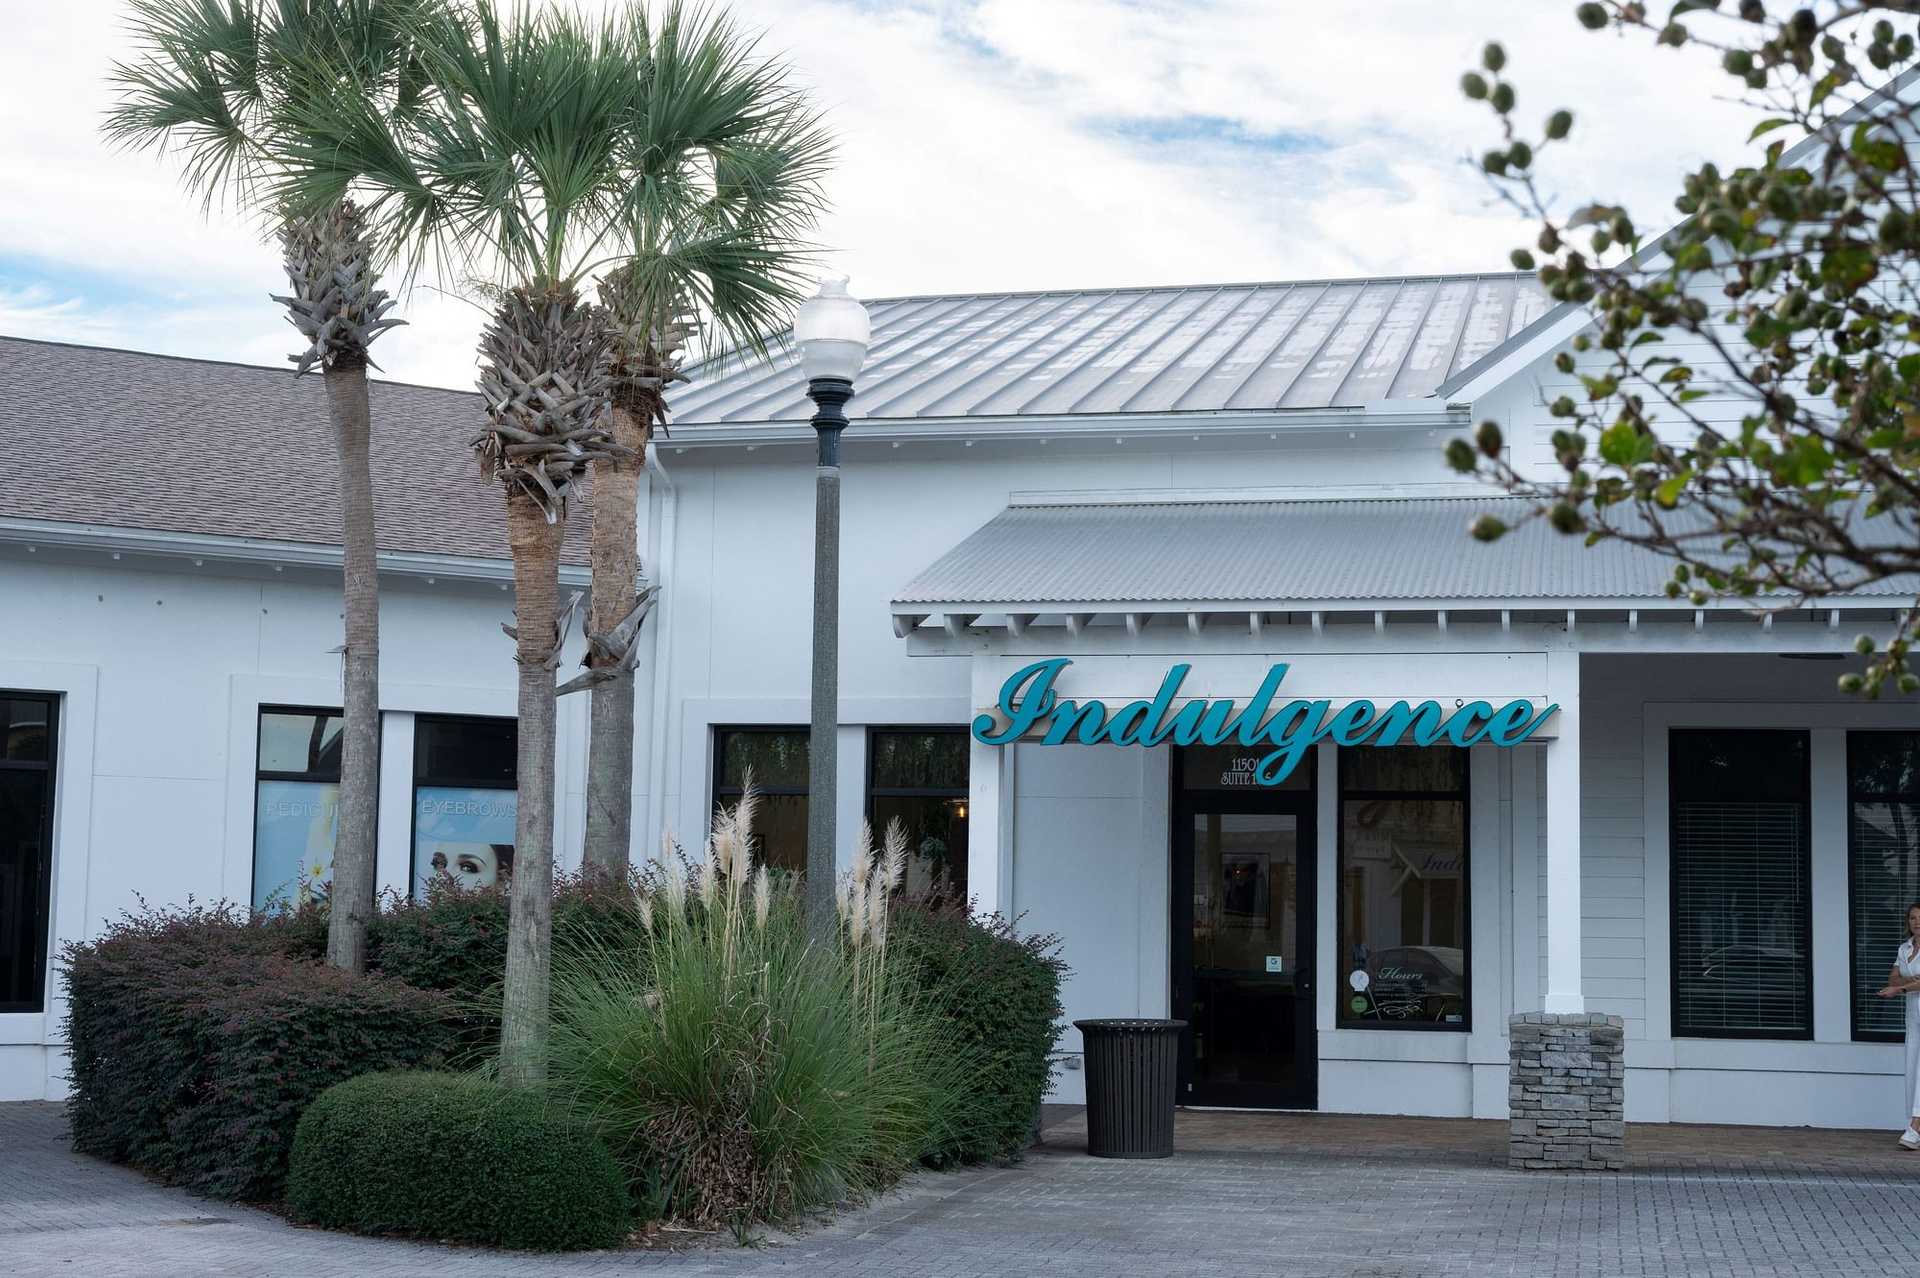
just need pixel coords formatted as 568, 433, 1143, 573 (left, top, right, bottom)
971, 658, 1557, 786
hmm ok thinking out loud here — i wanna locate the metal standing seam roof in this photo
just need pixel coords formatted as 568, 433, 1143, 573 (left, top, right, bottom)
669, 273, 1550, 425
891, 498, 1920, 609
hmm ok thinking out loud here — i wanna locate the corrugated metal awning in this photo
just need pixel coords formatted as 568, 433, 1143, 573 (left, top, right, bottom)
892, 496, 1918, 616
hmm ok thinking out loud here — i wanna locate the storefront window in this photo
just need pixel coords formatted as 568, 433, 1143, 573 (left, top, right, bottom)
0, 693, 57, 1012
713, 728, 808, 874
1337, 745, 1468, 1028
867, 729, 969, 899
1849, 732, 1920, 1042
412, 715, 517, 896
1670, 730, 1811, 1039
253, 707, 342, 910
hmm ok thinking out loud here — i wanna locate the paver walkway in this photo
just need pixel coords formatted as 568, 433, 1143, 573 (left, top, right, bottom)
6, 1100, 1920, 1276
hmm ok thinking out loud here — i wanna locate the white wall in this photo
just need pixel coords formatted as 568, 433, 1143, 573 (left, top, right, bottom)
1005, 741, 1168, 1105
0, 551, 585, 1101
641, 427, 1474, 849
1575, 654, 1913, 1127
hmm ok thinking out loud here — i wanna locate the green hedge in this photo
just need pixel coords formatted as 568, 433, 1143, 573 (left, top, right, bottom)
274, 877, 653, 1055
63, 903, 455, 1201
288, 1071, 628, 1251
893, 903, 1067, 1165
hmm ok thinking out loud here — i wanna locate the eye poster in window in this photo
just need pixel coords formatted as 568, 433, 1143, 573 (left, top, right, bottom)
413, 786, 517, 896
253, 779, 339, 911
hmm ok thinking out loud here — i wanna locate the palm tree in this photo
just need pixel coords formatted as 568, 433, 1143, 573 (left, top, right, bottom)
574, 3, 831, 880
104, 0, 426, 972
273, 0, 659, 1085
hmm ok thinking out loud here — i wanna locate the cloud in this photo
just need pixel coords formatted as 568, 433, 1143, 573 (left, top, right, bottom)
0, 0, 1772, 390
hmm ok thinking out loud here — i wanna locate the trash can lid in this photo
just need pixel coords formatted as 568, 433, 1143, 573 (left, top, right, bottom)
1072, 1018, 1188, 1031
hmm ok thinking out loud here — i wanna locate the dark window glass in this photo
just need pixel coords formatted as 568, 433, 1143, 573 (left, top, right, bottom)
1337, 746, 1469, 1029
868, 729, 969, 899
258, 710, 343, 776
413, 715, 517, 897
0, 691, 56, 1012
714, 728, 808, 874
1, 698, 52, 763
415, 715, 515, 787
1850, 732, 1920, 1041
1343, 745, 1466, 794
1670, 730, 1811, 1039
1179, 743, 1310, 791
719, 729, 810, 791
254, 707, 342, 910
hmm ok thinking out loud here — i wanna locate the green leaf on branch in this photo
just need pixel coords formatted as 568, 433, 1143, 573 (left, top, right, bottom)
1599, 420, 1641, 466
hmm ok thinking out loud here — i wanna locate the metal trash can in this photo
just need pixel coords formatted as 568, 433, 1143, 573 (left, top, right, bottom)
1073, 1018, 1186, 1159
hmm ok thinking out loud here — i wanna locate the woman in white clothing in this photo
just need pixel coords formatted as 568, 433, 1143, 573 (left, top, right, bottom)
1876, 902, 1920, 1149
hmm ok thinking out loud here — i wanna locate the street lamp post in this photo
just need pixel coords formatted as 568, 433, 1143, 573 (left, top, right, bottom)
794, 278, 871, 943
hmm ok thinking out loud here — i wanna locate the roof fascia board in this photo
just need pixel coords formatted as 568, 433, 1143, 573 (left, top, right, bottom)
1006, 483, 1490, 506
0, 516, 590, 587
662, 403, 1468, 452
888, 594, 1914, 616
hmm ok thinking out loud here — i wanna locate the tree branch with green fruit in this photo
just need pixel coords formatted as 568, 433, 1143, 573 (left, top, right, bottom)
1448, 1, 1920, 695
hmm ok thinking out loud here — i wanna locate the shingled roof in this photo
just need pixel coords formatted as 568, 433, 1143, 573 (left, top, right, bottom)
0, 337, 588, 566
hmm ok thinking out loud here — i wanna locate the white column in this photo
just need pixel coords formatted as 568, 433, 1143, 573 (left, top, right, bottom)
966, 658, 1009, 917
375, 711, 416, 897
1314, 740, 1338, 1034
966, 735, 1008, 917
1543, 648, 1584, 1015
1510, 743, 1540, 1014
835, 724, 865, 876
1809, 728, 1850, 1043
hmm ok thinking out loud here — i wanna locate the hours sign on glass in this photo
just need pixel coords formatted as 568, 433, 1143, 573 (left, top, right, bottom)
971, 658, 1559, 785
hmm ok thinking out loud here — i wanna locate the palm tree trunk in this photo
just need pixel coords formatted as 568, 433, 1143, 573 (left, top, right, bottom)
581, 401, 651, 879
324, 358, 379, 972
500, 486, 564, 1089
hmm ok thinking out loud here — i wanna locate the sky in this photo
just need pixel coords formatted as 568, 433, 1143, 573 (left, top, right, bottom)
0, 0, 1758, 391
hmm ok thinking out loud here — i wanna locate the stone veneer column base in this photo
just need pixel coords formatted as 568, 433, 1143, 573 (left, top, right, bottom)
1507, 1012, 1625, 1171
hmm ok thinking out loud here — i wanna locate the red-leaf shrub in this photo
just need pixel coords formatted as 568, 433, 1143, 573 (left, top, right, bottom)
63, 902, 455, 1201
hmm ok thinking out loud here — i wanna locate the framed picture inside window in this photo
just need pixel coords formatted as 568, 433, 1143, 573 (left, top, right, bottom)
1219, 851, 1271, 927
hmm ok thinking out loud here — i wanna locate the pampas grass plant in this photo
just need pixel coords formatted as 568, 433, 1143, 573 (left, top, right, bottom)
545, 788, 969, 1225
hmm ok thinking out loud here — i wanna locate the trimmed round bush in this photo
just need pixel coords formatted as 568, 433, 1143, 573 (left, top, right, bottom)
287, 1071, 629, 1251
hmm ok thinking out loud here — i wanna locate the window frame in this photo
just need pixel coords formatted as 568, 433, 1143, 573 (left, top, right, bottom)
864, 725, 970, 895
408, 712, 517, 898
251, 704, 345, 911
0, 690, 58, 1014
1667, 727, 1813, 1042
1847, 729, 1920, 1044
1333, 746, 1473, 1033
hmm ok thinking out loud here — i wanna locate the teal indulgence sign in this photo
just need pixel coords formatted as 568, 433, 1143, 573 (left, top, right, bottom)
971, 658, 1559, 786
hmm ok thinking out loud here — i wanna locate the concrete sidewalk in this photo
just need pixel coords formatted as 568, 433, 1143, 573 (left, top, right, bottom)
7, 1101, 1920, 1276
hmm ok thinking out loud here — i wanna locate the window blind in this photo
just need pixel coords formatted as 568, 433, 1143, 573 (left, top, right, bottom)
1670, 731, 1810, 1039
1848, 732, 1920, 1041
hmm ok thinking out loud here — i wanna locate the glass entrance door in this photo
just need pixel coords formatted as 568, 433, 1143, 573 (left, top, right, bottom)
1171, 756, 1316, 1109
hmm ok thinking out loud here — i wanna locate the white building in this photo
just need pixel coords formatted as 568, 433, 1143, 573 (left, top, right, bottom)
3, 267, 1916, 1130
